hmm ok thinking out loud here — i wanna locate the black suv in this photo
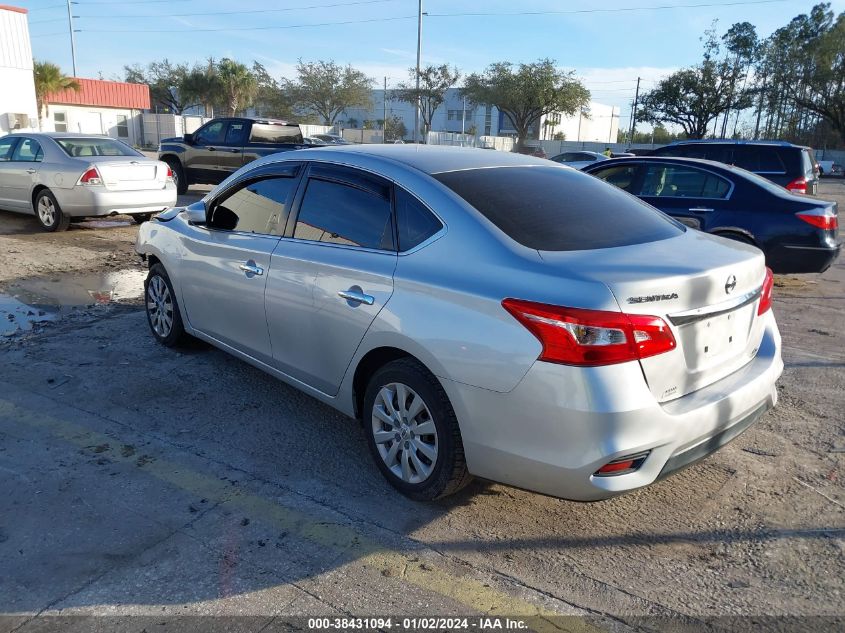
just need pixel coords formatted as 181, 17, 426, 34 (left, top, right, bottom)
158, 117, 309, 194
649, 140, 819, 195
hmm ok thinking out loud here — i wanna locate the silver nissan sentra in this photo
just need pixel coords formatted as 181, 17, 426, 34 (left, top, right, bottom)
135, 145, 783, 501
0, 132, 176, 231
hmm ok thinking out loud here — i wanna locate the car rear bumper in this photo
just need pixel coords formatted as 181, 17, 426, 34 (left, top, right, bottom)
56, 184, 178, 217
768, 242, 841, 274
442, 310, 783, 501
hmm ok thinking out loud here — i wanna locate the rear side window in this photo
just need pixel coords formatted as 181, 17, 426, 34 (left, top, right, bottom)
733, 146, 785, 173
294, 178, 394, 250
395, 188, 442, 251
225, 122, 247, 146
250, 124, 303, 144
639, 165, 731, 198
435, 166, 683, 251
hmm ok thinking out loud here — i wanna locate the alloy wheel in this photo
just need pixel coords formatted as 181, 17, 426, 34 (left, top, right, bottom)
371, 382, 438, 484
146, 275, 174, 338
37, 196, 56, 227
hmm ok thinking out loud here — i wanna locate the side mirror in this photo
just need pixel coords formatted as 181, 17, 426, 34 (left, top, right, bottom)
183, 133, 194, 144
184, 201, 207, 225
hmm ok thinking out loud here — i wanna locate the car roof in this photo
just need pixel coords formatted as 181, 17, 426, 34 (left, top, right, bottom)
7, 132, 110, 139
668, 139, 809, 150
584, 155, 742, 174
290, 144, 551, 175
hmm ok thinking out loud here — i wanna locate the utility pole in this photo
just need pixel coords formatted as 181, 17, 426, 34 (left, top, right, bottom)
461, 96, 466, 134
627, 76, 641, 146
66, 0, 77, 77
414, 0, 423, 143
383, 76, 387, 143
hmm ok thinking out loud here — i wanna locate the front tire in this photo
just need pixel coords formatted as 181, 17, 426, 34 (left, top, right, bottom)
363, 358, 471, 500
132, 213, 153, 224
163, 157, 188, 195
34, 190, 70, 232
145, 263, 189, 347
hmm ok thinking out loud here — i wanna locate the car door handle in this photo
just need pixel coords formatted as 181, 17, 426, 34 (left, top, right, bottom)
206, 146, 217, 151
338, 289, 374, 306
238, 261, 264, 276
227, 148, 240, 153
25, 168, 37, 174
689, 207, 714, 213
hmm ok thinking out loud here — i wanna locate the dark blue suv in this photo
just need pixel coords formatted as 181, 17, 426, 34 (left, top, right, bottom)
584, 156, 840, 274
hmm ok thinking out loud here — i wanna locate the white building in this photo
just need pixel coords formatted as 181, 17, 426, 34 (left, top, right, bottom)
0, 5, 38, 134
340, 88, 619, 143
42, 78, 150, 147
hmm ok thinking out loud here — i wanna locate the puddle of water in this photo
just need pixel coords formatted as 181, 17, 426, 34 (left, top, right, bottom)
1, 269, 146, 337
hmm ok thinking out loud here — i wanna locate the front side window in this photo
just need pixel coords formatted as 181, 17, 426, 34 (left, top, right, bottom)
639, 164, 731, 198
11, 138, 43, 162
55, 137, 141, 157
294, 177, 394, 250
209, 175, 298, 234
116, 114, 129, 138
53, 112, 67, 132
0, 137, 18, 161
435, 166, 682, 251
590, 164, 639, 192
195, 121, 227, 145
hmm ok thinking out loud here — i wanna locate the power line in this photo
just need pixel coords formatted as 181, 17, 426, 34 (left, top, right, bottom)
28, 17, 67, 24
27, 4, 66, 11
78, 14, 417, 33
73, 0, 403, 19
426, 0, 788, 18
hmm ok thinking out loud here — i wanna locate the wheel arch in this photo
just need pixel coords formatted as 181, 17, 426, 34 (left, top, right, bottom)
710, 227, 758, 246
31, 184, 51, 211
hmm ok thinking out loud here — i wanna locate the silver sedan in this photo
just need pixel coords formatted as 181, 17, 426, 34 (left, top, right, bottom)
135, 145, 782, 501
0, 132, 177, 231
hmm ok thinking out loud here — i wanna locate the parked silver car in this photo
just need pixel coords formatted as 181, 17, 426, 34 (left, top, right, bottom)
0, 133, 177, 231
549, 150, 610, 170
135, 145, 783, 501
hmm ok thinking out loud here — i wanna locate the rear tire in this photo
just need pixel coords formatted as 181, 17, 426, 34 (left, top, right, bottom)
163, 157, 188, 195
363, 358, 471, 501
714, 232, 756, 247
34, 190, 70, 232
145, 263, 189, 347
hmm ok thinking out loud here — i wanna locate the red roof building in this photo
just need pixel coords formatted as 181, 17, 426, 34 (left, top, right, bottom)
46, 78, 150, 110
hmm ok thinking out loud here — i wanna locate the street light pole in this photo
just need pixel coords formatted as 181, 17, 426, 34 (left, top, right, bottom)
66, 0, 77, 76
414, 0, 422, 143
627, 76, 641, 146
383, 76, 387, 143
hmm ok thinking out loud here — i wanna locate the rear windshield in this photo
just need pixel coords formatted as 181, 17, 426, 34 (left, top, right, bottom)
435, 166, 683, 251
55, 138, 141, 157
249, 124, 303, 144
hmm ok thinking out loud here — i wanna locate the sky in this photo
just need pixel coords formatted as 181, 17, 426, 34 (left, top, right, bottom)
20, 0, 845, 127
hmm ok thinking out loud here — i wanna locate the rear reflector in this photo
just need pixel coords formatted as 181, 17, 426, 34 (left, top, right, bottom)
796, 210, 838, 231
594, 451, 650, 477
786, 177, 807, 194
77, 166, 102, 186
502, 299, 676, 366
758, 267, 774, 316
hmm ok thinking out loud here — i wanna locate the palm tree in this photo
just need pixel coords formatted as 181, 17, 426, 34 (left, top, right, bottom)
33, 61, 80, 130
216, 58, 257, 117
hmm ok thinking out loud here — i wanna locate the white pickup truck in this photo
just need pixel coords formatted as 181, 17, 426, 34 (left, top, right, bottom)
818, 160, 843, 177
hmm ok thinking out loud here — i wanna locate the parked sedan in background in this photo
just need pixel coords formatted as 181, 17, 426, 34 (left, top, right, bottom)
0, 133, 176, 231
137, 145, 782, 502
549, 150, 609, 170
313, 134, 350, 145
584, 156, 840, 273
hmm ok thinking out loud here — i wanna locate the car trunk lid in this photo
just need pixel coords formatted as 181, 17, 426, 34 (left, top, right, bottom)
539, 231, 768, 402
88, 158, 167, 191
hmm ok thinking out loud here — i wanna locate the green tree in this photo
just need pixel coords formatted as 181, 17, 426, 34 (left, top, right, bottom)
384, 114, 407, 140
33, 61, 79, 128
288, 60, 372, 125
251, 61, 294, 120
462, 59, 590, 150
394, 64, 460, 140
124, 60, 191, 113
181, 58, 221, 118
217, 58, 258, 117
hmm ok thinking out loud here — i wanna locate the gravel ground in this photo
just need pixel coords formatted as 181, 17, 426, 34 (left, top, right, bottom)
0, 180, 842, 632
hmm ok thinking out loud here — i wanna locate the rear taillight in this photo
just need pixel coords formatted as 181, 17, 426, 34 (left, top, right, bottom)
165, 165, 174, 181
758, 267, 774, 316
77, 166, 102, 186
502, 299, 676, 367
796, 209, 838, 231
786, 177, 807, 194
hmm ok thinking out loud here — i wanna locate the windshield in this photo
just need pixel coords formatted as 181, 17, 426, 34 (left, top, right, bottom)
55, 138, 142, 158
435, 165, 684, 251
